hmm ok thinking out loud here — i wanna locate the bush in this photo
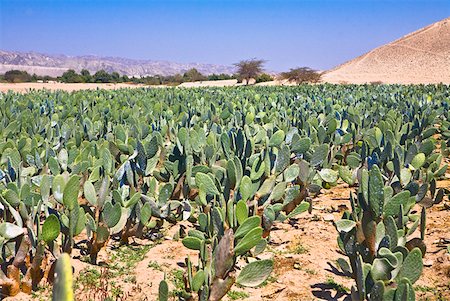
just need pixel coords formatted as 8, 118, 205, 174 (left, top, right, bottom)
256, 73, 274, 83
93, 70, 112, 83
4, 70, 32, 83
183, 68, 206, 82
280, 67, 322, 84
207, 73, 236, 81
60, 69, 84, 83
81, 69, 92, 83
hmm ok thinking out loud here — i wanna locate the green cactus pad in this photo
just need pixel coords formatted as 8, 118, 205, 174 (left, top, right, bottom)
395, 248, 423, 284
42, 214, 61, 244
236, 259, 273, 287
234, 227, 263, 256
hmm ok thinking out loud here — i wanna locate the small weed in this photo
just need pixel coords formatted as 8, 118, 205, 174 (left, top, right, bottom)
311, 214, 321, 221
148, 260, 163, 271
415, 284, 450, 301
30, 285, 48, 300
291, 244, 309, 254
77, 268, 102, 289
227, 290, 250, 300
304, 268, 317, 275
110, 244, 151, 277
325, 277, 349, 293
266, 245, 283, 255
415, 285, 433, 293
124, 275, 137, 283
110, 281, 124, 299
169, 269, 185, 297
293, 262, 317, 275
76, 267, 112, 300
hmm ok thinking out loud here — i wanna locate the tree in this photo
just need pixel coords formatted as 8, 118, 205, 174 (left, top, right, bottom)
122, 75, 130, 82
80, 69, 92, 83
4, 70, 32, 83
93, 70, 111, 83
234, 59, 265, 85
280, 67, 322, 84
207, 73, 236, 81
183, 68, 206, 82
60, 69, 83, 83
110, 72, 121, 83
256, 73, 274, 83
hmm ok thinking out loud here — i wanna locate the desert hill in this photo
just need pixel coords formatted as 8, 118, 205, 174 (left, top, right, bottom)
322, 17, 450, 84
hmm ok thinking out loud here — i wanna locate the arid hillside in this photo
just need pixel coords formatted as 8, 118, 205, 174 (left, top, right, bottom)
322, 17, 450, 84
0, 50, 235, 77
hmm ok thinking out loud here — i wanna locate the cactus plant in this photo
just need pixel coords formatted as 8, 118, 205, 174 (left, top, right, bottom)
52, 253, 74, 301
336, 164, 428, 300
0, 84, 448, 298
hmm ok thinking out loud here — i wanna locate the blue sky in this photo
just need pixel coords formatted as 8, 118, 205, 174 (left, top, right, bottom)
0, 0, 449, 71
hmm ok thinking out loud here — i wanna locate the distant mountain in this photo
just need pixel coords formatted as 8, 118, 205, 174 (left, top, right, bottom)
322, 17, 450, 84
0, 50, 236, 77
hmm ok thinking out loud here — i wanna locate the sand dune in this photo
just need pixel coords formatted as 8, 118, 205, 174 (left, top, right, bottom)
323, 17, 450, 84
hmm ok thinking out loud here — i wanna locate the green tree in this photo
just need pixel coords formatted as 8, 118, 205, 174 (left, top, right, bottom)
60, 69, 83, 83
111, 72, 121, 83
280, 67, 322, 84
256, 73, 274, 83
182, 68, 206, 82
4, 70, 32, 83
80, 69, 92, 83
207, 73, 236, 81
93, 70, 111, 83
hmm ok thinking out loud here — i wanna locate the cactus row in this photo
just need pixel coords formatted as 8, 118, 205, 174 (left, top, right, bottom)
0, 85, 448, 299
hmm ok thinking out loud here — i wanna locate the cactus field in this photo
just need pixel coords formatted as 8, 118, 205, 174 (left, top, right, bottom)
0, 85, 449, 300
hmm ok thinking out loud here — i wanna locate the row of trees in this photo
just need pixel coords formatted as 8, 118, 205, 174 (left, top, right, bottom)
58, 67, 275, 85
234, 59, 322, 85
1, 59, 322, 85
0, 69, 239, 85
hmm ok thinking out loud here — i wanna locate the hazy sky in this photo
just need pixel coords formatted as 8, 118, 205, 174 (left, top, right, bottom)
1, 0, 449, 71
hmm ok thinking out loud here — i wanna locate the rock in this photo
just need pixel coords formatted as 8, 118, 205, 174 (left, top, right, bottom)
323, 214, 335, 222
423, 259, 433, 267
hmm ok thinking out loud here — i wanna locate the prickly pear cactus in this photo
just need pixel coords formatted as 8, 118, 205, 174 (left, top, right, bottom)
52, 254, 74, 301
336, 165, 427, 300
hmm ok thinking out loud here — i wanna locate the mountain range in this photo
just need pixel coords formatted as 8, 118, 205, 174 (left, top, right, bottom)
0, 50, 235, 77
2, 17, 450, 83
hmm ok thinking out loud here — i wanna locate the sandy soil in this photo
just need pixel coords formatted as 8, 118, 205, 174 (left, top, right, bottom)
178, 79, 295, 88
7, 175, 449, 301
0, 80, 285, 92
322, 17, 450, 84
178, 79, 239, 87
0, 82, 152, 93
